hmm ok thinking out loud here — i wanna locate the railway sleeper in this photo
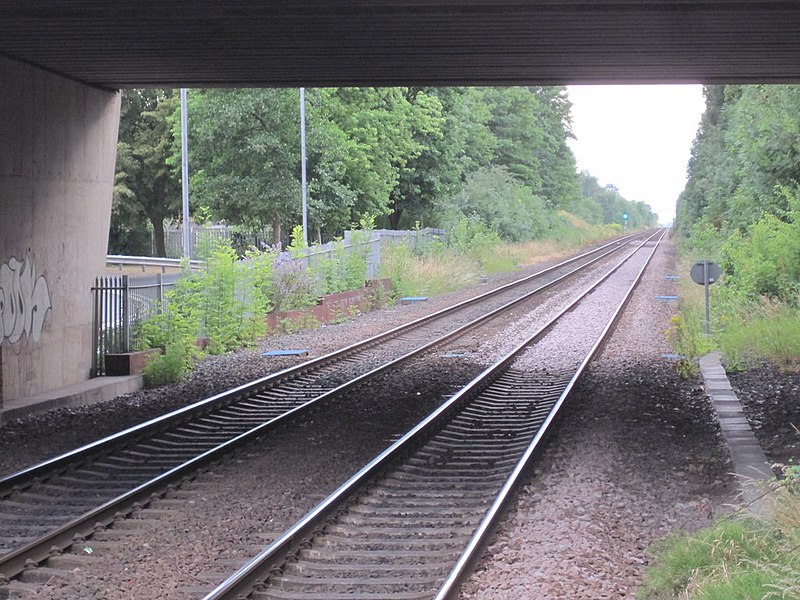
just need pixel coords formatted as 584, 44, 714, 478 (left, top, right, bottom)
339, 512, 480, 529
284, 560, 454, 578
314, 534, 463, 550
406, 455, 520, 469
268, 571, 443, 594
424, 438, 530, 453
429, 431, 532, 447
253, 588, 434, 600
324, 523, 475, 540
397, 466, 515, 479
388, 469, 508, 484
347, 503, 486, 516
298, 547, 461, 565
357, 495, 489, 510
378, 476, 500, 490
364, 486, 489, 501
414, 445, 525, 460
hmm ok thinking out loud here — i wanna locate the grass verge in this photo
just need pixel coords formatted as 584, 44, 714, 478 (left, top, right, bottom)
639, 465, 800, 600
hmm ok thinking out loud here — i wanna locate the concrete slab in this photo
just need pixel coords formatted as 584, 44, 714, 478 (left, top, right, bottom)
699, 352, 773, 515
0, 375, 143, 425
262, 349, 309, 357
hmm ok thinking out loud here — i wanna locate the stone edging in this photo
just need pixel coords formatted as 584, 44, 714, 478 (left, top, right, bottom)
699, 352, 773, 514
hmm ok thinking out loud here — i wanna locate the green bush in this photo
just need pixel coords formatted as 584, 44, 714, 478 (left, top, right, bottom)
715, 302, 800, 371
716, 186, 800, 304
447, 166, 552, 242
639, 518, 782, 600
142, 342, 193, 387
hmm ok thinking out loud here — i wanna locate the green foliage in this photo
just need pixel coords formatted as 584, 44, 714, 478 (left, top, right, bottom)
186, 88, 300, 240
112, 86, 649, 257
388, 87, 495, 229
267, 252, 317, 312
112, 89, 181, 256
640, 472, 800, 600
135, 239, 273, 384
580, 172, 658, 228
135, 295, 200, 386
275, 313, 320, 334
677, 84, 800, 238
718, 187, 800, 303
286, 225, 309, 257
665, 310, 712, 376
195, 240, 268, 354
142, 343, 193, 387
677, 176, 800, 370
715, 302, 800, 371
381, 217, 623, 300
446, 166, 552, 242
448, 215, 503, 257
379, 243, 417, 299
639, 519, 776, 598
379, 242, 482, 298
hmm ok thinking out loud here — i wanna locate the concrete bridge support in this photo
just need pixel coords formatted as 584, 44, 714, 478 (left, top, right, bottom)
0, 57, 120, 406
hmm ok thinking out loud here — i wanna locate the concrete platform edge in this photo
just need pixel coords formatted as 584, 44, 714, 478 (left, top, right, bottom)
1, 376, 144, 426
698, 352, 773, 515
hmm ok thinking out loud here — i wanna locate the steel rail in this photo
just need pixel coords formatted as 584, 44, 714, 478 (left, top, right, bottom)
433, 228, 667, 600
0, 232, 640, 491
0, 233, 645, 580
200, 230, 664, 600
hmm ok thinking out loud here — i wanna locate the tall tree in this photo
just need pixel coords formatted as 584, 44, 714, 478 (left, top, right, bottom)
531, 87, 582, 210
188, 88, 301, 244
677, 84, 800, 238
580, 172, 657, 228
322, 87, 441, 229
389, 87, 496, 229
112, 89, 181, 256
482, 87, 546, 193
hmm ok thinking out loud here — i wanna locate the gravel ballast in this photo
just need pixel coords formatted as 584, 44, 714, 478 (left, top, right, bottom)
1, 235, 782, 599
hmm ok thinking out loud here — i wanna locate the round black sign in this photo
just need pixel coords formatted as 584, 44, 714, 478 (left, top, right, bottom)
690, 260, 721, 285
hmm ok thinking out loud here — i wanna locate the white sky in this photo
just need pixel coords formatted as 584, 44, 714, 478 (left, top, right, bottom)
566, 85, 706, 225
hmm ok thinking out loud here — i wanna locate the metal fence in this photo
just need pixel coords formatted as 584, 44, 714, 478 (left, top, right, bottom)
161, 225, 270, 259
91, 273, 179, 376
93, 228, 445, 376
159, 225, 444, 260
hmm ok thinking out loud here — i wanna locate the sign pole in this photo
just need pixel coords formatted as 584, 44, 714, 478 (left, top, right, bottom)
690, 260, 720, 335
703, 261, 710, 334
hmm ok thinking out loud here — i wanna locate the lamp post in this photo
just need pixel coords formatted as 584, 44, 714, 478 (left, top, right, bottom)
300, 87, 308, 246
180, 88, 191, 260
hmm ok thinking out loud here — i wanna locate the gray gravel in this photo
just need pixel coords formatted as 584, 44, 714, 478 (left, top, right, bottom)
1, 236, 738, 599
459, 237, 735, 599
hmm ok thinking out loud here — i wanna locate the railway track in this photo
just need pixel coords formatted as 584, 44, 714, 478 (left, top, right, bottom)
200, 230, 666, 600
0, 231, 655, 589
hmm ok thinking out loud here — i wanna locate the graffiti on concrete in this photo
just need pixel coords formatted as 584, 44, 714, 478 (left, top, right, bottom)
0, 253, 52, 344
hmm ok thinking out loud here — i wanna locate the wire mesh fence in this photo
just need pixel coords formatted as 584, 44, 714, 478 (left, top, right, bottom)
93, 228, 445, 376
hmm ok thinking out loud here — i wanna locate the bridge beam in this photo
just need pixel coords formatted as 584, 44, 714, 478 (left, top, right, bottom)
0, 56, 120, 405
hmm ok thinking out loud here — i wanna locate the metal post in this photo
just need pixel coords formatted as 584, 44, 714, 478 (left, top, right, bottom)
122, 274, 130, 353
157, 272, 164, 311
703, 260, 710, 334
180, 88, 191, 260
300, 87, 309, 246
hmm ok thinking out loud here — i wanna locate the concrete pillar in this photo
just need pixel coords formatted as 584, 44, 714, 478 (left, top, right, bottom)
0, 56, 121, 404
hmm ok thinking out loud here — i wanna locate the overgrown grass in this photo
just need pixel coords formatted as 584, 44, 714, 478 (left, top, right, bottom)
380, 243, 482, 298
668, 262, 800, 373
715, 302, 800, 371
380, 214, 623, 299
640, 466, 800, 600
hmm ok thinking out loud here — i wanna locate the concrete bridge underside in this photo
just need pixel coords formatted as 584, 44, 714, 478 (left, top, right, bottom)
1, 2, 800, 405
